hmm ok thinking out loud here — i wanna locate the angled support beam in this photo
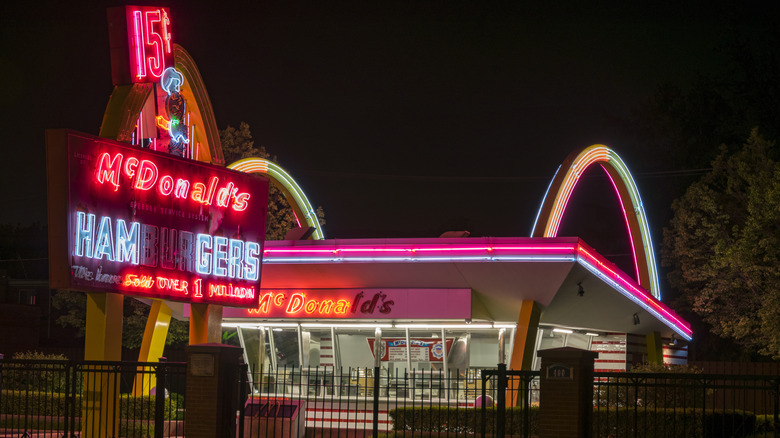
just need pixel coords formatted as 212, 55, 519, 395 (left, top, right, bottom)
134, 300, 173, 395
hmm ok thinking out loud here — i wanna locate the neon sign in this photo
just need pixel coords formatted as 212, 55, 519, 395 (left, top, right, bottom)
155, 67, 189, 156
95, 151, 251, 211
219, 288, 472, 320
74, 212, 260, 281
108, 6, 173, 84
46, 130, 269, 307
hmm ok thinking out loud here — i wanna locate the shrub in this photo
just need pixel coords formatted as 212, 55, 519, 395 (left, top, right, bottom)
1, 390, 182, 420
119, 393, 183, 420
592, 407, 756, 438
595, 363, 707, 409
0, 390, 78, 416
756, 414, 776, 432
3, 351, 71, 393
389, 406, 538, 436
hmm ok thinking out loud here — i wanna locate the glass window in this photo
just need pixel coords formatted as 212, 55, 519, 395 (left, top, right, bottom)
272, 328, 301, 368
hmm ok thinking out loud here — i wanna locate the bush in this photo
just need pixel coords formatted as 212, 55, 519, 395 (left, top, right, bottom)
595, 363, 707, 409
3, 352, 71, 393
388, 406, 538, 436
119, 393, 183, 420
592, 407, 756, 438
756, 414, 776, 432
0, 390, 78, 417
1, 390, 182, 420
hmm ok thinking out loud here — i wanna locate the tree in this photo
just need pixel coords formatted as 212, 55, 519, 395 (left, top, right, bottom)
51, 292, 190, 349
220, 122, 325, 240
663, 130, 780, 358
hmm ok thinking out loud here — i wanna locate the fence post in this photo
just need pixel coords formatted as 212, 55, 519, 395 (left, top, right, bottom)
154, 357, 167, 438
237, 363, 247, 438
497, 363, 507, 438
372, 327, 382, 438
537, 347, 598, 438
184, 344, 244, 438
70, 362, 78, 438
63, 358, 70, 438
774, 377, 779, 438
481, 373, 488, 438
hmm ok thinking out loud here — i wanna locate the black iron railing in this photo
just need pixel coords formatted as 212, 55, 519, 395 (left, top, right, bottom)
0, 358, 186, 438
593, 371, 780, 437
236, 365, 540, 438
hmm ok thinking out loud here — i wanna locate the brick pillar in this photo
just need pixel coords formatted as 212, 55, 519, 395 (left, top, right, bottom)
185, 343, 244, 438
537, 347, 598, 438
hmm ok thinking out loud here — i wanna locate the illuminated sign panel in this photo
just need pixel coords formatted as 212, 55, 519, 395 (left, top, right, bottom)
107, 6, 173, 85
219, 288, 472, 319
367, 338, 454, 362
46, 130, 269, 307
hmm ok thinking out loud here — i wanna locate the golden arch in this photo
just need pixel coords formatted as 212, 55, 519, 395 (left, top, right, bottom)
531, 145, 661, 299
228, 158, 325, 240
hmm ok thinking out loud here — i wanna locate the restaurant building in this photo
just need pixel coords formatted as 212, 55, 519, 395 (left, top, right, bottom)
49, 5, 691, 381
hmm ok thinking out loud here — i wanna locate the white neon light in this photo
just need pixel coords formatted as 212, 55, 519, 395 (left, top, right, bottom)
578, 258, 691, 341
530, 164, 561, 236
301, 323, 393, 329
395, 324, 494, 329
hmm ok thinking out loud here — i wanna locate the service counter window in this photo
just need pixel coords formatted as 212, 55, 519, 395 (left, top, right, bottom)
534, 327, 595, 370
272, 327, 301, 368
236, 326, 272, 374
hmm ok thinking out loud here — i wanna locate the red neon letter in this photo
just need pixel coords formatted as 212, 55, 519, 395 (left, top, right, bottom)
158, 175, 174, 195
123, 156, 139, 179
134, 160, 159, 190
173, 179, 190, 198
96, 153, 123, 191
144, 10, 166, 78
131, 10, 146, 79
319, 300, 335, 314
304, 299, 318, 314
286, 293, 304, 314
233, 193, 250, 211
216, 182, 236, 208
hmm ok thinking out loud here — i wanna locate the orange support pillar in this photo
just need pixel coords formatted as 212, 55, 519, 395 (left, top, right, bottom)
509, 300, 541, 371
189, 303, 223, 345
508, 300, 541, 407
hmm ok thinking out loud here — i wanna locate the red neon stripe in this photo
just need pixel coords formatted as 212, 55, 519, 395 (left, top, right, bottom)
601, 164, 642, 284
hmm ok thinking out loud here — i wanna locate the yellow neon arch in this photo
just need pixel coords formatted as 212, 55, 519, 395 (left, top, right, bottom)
228, 158, 324, 240
531, 145, 661, 300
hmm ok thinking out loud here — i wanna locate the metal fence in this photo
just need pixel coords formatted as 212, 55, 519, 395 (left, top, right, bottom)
593, 371, 780, 437
236, 365, 540, 438
0, 358, 186, 438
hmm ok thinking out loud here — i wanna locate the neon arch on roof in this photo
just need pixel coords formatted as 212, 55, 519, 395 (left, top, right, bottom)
531, 145, 661, 300
228, 157, 325, 240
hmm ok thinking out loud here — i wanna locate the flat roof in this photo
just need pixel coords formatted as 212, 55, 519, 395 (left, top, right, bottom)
238, 237, 691, 340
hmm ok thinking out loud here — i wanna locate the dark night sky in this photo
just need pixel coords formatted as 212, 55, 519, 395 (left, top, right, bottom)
0, 1, 772, 275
